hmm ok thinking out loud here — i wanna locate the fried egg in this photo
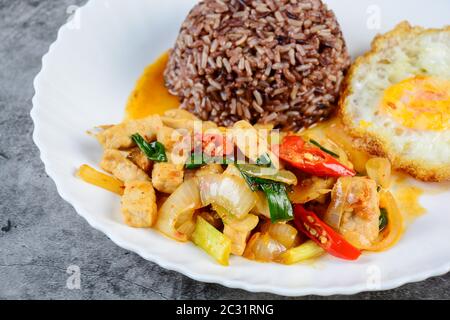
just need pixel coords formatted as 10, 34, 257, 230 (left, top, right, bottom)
340, 22, 450, 182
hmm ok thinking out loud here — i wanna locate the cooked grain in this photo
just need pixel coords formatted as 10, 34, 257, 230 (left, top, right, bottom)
165, 0, 350, 129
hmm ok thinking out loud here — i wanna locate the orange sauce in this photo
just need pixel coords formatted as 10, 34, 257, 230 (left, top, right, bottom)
391, 172, 450, 222
125, 52, 180, 120
393, 184, 426, 222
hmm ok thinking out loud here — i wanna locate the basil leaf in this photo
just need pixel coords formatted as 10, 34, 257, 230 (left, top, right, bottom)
131, 134, 167, 162
379, 208, 388, 231
238, 166, 293, 223
310, 139, 339, 158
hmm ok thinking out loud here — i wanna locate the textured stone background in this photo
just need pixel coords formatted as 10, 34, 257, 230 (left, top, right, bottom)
0, 0, 448, 300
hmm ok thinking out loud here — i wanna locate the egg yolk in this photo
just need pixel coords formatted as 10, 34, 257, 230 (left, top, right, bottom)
380, 76, 450, 131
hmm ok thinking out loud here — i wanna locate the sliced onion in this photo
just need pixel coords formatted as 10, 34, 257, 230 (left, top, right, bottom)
155, 179, 202, 242
232, 121, 279, 168
317, 120, 372, 173
323, 177, 351, 229
303, 133, 354, 169
366, 190, 404, 252
244, 233, 286, 262
195, 164, 224, 177
289, 176, 335, 204
232, 121, 266, 161
176, 219, 196, 239
268, 223, 298, 250
213, 204, 259, 232
199, 174, 256, 218
223, 164, 242, 177
174, 209, 195, 230
252, 191, 271, 218
224, 165, 269, 218
366, 158, 392, 189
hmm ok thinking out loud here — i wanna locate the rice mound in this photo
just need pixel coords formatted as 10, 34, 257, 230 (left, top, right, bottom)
165, 0, 350, 130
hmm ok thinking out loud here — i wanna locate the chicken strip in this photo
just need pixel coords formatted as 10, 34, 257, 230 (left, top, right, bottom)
151, 162, 184, 194
96, 115, 163, 150
127, 147, 153, 173
101, 149, 150, 182
325, 177, 381, 249
156, 126, 186, 151
121, 181, 157, 227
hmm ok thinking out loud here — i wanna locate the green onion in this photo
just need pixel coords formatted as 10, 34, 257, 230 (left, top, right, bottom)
238, 166, 293, 223
379, 208, 388, 231
310, 139, 340, 158
131, 133, 167, 162
259, 183, 293, 223
239, 169, 265, 192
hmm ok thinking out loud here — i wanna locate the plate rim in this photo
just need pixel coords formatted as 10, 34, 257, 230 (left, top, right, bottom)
30, 0, 450, 297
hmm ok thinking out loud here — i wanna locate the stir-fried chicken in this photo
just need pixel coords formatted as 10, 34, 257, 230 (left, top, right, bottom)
325, 177, 381, 249
97, 115, 163, 150
101, 149, 150, 182
121, 181, 157, 228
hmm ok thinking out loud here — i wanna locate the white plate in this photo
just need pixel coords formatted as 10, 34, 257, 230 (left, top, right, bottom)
31, 0, 450, 296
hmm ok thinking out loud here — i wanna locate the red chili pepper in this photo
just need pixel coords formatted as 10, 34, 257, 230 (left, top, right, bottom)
293, 205, 361, 261
277, 135, 356, 177
193, 133, 234, 157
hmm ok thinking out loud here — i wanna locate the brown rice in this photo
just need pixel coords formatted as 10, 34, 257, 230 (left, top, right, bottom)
164, 0, 350, 130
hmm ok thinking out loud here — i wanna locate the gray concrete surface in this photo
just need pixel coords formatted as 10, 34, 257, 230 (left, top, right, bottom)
0, 0, 448, 300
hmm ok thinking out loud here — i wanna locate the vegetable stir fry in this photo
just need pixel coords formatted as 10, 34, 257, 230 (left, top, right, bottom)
78, 110, 404, 266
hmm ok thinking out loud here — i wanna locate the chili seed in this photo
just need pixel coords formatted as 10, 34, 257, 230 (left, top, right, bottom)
304, 153, 314, 161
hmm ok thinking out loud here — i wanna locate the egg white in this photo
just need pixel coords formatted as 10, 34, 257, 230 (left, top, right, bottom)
340, 22, 450, 182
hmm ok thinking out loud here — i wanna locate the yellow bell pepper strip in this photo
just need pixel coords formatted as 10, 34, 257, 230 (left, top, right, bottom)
76, 165, 124, 195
